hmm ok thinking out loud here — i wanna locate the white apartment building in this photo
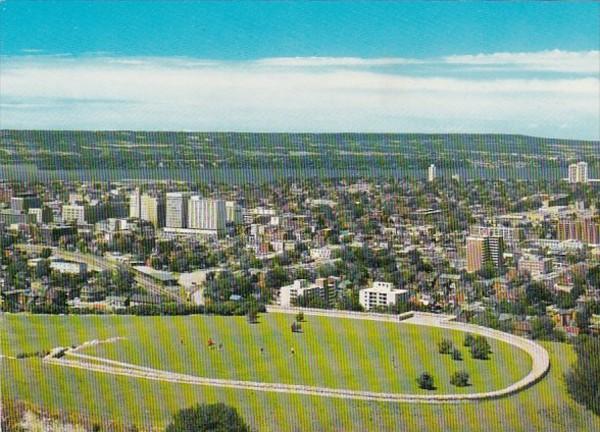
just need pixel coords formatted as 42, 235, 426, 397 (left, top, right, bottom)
62, 204, 87, 224
359, 281, 409, 310
568, 162, 589, 184
188, 196, 226, 235
279, 279, 324, 307
166, 192, 191, 228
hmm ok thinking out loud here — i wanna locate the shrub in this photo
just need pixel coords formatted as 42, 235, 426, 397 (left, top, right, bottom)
450, 370, 470, 387
165, 403, 251, 432
463, 334, 475, 347
417, 372, 435, 390
438, 338, 453, 354
470, 336, 491, 360
451, 348, 463, 361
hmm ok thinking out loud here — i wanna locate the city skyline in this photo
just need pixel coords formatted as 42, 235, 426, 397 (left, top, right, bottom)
1, 1, 599, 138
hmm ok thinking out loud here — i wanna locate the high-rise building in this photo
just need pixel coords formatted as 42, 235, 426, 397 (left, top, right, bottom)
428, 164, 437, 182
568, 162, 589, 184
188, 196, 226, 234
140, 194, 166, 228
28, 207, 53, 224
225, 201, 243, 225
466, 235, 504, 273
568, 163, 578, 184
166, 192, 191, 228
11, 193, 41, 212
577, 161, 588, 183
129, 189, 141, 218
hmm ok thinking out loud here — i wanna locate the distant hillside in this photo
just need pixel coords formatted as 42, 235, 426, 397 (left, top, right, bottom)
1, 130, 598, 171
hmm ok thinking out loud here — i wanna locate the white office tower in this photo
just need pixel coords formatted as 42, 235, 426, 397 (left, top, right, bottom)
188, 196, 226, 235
166, 192, 191, 228
569, 162, 589, 184
577, 162, 588, 183
129, 188, 141, 218
428, 164, 437, 182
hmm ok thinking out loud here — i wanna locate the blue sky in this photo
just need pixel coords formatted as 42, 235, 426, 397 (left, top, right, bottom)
1, 1, 599, 138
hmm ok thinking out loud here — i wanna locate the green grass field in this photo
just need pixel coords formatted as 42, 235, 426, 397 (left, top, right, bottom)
2, 313, 599, 431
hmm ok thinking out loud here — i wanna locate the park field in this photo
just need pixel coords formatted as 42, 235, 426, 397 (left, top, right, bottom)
2, 313, 599, 431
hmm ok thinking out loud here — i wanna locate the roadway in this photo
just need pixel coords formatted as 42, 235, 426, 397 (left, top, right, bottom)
15, 244, 186, 303
39, 308, 550, 404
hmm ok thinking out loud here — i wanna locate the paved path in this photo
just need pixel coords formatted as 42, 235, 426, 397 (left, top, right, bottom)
41, 309, 550, 404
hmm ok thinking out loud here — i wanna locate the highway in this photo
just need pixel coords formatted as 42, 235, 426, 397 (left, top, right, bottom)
15, 244, 186, 303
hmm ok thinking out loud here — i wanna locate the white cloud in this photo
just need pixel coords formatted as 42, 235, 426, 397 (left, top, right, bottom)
253, 57, 423, 67
0, 54, 598, 139
443, 49, 600, 74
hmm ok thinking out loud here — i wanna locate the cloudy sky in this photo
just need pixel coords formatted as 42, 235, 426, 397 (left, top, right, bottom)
1, 1, 599, 139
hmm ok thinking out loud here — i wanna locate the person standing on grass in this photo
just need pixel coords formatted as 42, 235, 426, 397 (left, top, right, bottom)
290, 347, 295, 355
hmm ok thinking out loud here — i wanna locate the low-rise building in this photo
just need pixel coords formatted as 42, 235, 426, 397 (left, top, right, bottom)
359, 281, 409, 310
279, 279, 325, 307
50, 260, 88, 275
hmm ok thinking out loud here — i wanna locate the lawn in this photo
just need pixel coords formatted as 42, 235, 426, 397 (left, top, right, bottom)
2, 313, 599, 431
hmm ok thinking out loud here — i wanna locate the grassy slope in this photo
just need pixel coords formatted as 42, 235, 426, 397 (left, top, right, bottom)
2, 313, 599, 431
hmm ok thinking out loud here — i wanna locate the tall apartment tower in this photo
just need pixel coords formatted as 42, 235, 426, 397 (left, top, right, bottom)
166, 192, 191, 228
568, 162, 589, 184
225, 201, 243, 225
140, 194, 166, 228
129, 188, 142, 218
466, 235, 504, 273
577, 162, 588, 183
427, 164, 437, 182
188, 196, 226, 234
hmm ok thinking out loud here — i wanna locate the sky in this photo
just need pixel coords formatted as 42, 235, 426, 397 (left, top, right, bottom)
1, 1, 599, 139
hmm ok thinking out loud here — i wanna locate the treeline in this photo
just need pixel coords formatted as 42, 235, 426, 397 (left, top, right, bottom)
26, 301, 266, 317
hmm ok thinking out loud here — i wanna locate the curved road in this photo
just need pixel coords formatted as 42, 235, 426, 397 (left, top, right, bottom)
41, 308, 550, 404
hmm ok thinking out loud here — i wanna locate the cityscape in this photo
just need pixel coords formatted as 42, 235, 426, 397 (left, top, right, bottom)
1, 2, 599, 432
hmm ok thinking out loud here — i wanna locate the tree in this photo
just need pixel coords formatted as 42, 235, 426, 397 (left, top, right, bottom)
246, 306, 258, 324
438, 339, 453, 354
112, 265, 135, 294
463, 334, 475, 347
451, 348, 463, 361
565, 335, 600, 416
35, 259, 51, 279
525, 281, 553, 305
40, 247, 53, 259
450, 370, 470, 387
531, 316, 555, 340
165, 403, 252, 432
470, 336, 491, 360
417, 372, 435, 390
